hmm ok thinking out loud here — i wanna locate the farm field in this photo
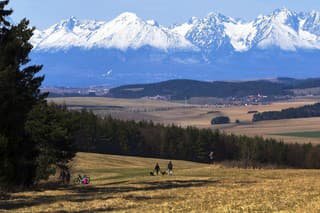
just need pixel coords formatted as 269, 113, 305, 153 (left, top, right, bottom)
48, 97, 320, 144
218, 117, 320, 144
275, 131, 320, 138
1, 152, 320, 212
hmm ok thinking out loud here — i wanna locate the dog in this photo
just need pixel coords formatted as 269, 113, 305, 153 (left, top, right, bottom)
161, 171, 167, 175
149, 171, 155, 176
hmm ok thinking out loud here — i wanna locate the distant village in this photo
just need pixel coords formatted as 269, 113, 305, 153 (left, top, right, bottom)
42, 86, 110, 97
43, 87, 289, 106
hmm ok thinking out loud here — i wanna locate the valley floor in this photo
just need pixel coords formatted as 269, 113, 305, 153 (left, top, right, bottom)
1, 153, 320, 212
49, 97, 320, 144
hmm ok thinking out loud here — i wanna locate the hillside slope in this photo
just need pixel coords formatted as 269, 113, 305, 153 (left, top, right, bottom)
2, 152, 320, 212
108, 78, 320, 100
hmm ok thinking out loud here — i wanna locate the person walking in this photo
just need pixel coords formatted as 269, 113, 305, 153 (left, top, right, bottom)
60, 170, 66, 184
168, 161, 173, 176
65, 170, 71, 184
209, 151, 214, 164
154, 163, 160, 175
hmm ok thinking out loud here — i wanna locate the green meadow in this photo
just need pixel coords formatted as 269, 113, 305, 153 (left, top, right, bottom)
275, 131, 320, 138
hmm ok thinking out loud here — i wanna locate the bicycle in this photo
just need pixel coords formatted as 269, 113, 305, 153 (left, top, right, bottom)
73, 175, 90, 184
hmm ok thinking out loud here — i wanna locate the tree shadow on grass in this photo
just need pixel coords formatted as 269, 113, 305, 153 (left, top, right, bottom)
0, 192, 115, 211
131, 179, 220, 191
71, 206, 130, 213
0, 179, 218, 211
71, 179, 219, 194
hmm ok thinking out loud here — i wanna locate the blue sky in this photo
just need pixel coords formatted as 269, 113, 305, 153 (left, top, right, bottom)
10, 0, 320, 29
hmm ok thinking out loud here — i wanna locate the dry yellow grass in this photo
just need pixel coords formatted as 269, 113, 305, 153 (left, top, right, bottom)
48, 97, 320, 144
48, 97, 186, 109
1, 153, 320, 212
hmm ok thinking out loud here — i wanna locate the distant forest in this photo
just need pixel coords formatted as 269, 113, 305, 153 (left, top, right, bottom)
66, 106, 320, 169
253, 103, 320, 121
107, 78, 320, 100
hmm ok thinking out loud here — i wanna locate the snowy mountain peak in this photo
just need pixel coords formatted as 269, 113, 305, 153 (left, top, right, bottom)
64, 16, 79, 23
251, 8, 314, 50
113, 12, 141, 23
189, 16, 199, 24
146, 19, 159, 27
270, 8, 298, 27
205, 12, 234, 23
59, 16, 81, 30
183, 12, 236, 51
272, 8, 293, 15
206, 12, 222, 19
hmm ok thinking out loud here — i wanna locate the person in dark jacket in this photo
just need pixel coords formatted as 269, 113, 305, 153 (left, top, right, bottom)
154, 163, 160, 175
60, 170, 66, 183
168, 161, 173, 176
65, 171, 71, 184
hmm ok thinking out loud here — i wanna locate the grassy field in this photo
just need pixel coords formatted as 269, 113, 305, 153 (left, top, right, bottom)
48, 97, 320, 144
1, 152, 320, 212
275, 131, 320, 138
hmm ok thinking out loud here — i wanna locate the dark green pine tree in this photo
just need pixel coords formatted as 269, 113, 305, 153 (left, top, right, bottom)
25, 104, 76, 183
0, 1, 11, 25
0, 0, 46, 186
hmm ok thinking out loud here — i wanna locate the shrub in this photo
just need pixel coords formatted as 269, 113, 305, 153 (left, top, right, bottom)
211, 116, 230, 125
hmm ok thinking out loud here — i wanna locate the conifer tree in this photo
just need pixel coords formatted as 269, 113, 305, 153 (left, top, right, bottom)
0, 0, 46, 186
25, 104, 76, 182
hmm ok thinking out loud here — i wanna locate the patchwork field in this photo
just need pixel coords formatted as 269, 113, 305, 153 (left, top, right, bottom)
1, 152, 320, 212
218, 117, 320, 144
48, 97, 320, 144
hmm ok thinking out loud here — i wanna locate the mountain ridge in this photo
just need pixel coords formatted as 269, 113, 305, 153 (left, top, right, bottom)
32, 9, 320, 52
107, 78, 320, 100
29, 8, 320, 87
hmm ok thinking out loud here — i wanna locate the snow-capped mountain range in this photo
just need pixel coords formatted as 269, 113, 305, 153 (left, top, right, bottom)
30, 9, 320, 86
32, 9, 320, 52
32, 12, 195, 51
